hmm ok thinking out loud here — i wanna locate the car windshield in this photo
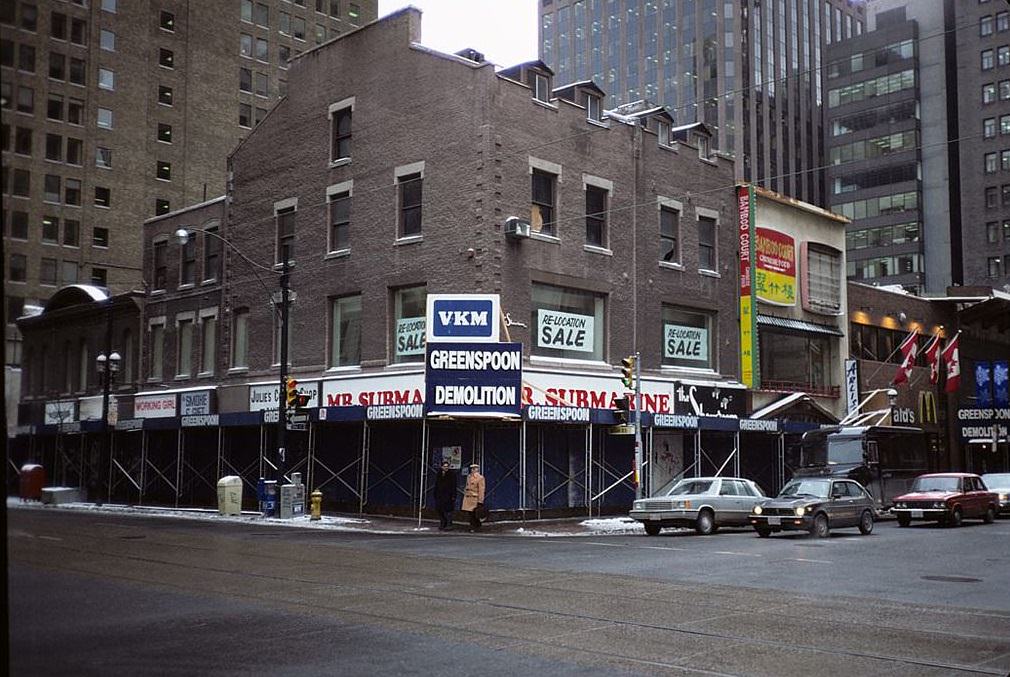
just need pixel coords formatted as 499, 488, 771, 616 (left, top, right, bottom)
982, 473, 1010, 488
667, 480, 714, 496
910, 476, 960, 492
779, 479, 830, 499
799, 432, 862, 467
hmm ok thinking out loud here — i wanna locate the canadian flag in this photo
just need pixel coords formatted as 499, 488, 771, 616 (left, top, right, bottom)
892, 331, 919, 386
941, 334, 961, 393
923, 333, 943, 385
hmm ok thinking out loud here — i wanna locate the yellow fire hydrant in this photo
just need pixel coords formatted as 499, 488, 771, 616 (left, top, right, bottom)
310, 489, 323, 520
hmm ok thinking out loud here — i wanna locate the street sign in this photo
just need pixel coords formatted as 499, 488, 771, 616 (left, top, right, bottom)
286, 411, 309, 431
610, 424, 635, 435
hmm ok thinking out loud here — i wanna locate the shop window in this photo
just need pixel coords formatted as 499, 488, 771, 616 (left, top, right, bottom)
804, 244, 842, 314
392, 285, 426, 363
662, 306, 715, 370
330, 295, 362, 367
530, 282, 605, 361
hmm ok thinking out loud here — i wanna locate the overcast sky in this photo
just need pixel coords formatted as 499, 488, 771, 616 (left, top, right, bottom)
377, 0, 538, 68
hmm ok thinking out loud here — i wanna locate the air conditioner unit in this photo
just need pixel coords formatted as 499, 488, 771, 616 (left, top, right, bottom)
504, 216, 531, 240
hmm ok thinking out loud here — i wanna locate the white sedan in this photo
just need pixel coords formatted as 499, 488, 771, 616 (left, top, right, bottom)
630, 476, 767, 536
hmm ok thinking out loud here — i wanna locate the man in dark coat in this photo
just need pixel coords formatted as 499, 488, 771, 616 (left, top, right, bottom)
434, 461, 458, 530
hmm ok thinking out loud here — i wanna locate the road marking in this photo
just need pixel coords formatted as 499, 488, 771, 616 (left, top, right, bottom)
37, 535, 63, 541
790, 557, 833, 564
713, 551, 762, 557
585, 541, 626, 547
640, 545, 690, 551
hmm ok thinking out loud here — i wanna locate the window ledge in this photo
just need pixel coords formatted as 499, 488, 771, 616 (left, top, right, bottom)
325, 365, 362, 373
659, 260, 684, 271
329, 157, 351, 168
201, 278, 218, 286
227, 367, 249, 374
699, 157, 719, 166
659, 142, 677, 153
394, 235, 423, 246
174, 375, 191, 381
660, 366, 719, 376
197, 372, 215, 379
583, 244, 613, 256
177, 283, 195, 291
324, 248, 350, 260
699, 269, 721, 278
529, 355, 611, 369
530, 232, 561, 244
587, 118, 609, 128
532, 99, 558, 111
386, 361, 424, 370
150, 289, 167, 296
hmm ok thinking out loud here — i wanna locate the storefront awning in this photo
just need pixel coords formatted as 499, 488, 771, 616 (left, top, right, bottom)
757, 314, 844, 337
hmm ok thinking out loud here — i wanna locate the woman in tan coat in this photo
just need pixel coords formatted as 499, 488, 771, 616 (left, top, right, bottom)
461, 463, 485, 532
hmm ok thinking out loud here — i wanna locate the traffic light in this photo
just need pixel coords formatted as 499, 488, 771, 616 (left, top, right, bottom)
285, 378, 299, 409
621, 355, 636, 390
613, 396, 630, 425
296, 393, 311, 408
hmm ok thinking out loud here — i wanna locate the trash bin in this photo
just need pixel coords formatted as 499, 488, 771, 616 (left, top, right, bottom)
19, 464, 45, 502
216, 475, 243, 516
259, 479, 278, 517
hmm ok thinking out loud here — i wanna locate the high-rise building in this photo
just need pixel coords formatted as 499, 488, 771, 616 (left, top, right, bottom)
826, 0, 1010, 293
538, 0, 865, 207
1, 0, 377, 370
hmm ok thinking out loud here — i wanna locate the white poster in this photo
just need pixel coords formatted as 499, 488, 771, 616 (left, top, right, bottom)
249, 382, 319, 411
395, 316, 426, 356
180, 390, 213, 416
44, 400, 77, 425
134, 394, 177, 419
537, 309, 594, 353
664, 324, 709, 362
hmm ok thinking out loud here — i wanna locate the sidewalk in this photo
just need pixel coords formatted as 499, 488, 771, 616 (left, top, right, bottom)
7, 497, 646, 537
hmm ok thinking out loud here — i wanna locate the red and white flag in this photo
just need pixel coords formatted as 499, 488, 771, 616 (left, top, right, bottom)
892, 331, 919, 386
923, 333, 943, 385
941, 334, 961, 393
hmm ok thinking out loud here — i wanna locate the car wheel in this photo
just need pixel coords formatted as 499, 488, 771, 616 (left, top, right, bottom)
695, 509, 716, 535
896, 513, 911, 528
644, 523, 661, 536
947, 507, 963, 528
858, 509, 874, 535
810, 512, 829, 538
755, 526, 772, 538
983, 506, 996, 524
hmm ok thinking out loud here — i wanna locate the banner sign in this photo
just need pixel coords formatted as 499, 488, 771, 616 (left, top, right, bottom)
524, 406, 591, 423
738, 185, 759, 388
976, 361, 992, 408
995, 361, 1009, 408
956, 407, 1010, 441
367, 404, 424, 420
425, 342, 522, 417
182, 414, 220, 427
180, 390, 214, 416
426, 294, 500, 343
537, 309, 595, 353
134, 394, 177, 419
249, 382, 319, 411
754, 227, 797, 306
115, 418, 144, 431
44, 400, 77, 425
322, 372, 424, 408
395, 316, 426, 357
844, 359, 860, 415
663, 324, 708, 362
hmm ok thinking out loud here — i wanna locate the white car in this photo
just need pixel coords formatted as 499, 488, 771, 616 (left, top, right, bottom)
629, 476, 767, 536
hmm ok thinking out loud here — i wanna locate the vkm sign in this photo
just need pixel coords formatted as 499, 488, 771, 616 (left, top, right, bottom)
426, 294, 500, 343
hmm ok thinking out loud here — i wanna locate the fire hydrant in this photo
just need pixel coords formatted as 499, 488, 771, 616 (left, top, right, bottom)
310, 489, 323, 520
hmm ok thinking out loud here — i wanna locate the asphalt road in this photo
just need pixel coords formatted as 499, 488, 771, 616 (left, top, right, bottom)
9, 509, 1010, 676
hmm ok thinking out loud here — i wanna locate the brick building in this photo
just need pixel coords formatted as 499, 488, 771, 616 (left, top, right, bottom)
1, 0, 377, 427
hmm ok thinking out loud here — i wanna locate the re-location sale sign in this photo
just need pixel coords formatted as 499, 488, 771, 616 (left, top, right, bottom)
425, 342, 522, 418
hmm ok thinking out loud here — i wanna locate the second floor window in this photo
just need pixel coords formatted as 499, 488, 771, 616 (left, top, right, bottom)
331, 107, 351, 161
330, 295, 361, 367
398, 173, 422, 238
204, 227, 221, 281
660, 206, 680, 263
180, 237, 196, 285
276, 205, 295, 264
585, 185, 607, 247
531, 170, 556, 236
231, 310, 249, 369
153, 241, 168, 290
698, 215, 716, 271
177, 318, 194, 377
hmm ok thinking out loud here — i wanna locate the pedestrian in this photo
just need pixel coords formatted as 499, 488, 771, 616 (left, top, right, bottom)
461, 463, 485, 532
434, 460, 457, 530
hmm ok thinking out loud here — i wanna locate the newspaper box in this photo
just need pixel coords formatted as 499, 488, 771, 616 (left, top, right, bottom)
216, 475, 243, 516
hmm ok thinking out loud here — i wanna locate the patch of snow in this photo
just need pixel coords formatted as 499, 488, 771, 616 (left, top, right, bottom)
580, 517, 643, 532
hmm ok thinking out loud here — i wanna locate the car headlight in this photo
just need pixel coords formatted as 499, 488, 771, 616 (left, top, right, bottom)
933, 502, 944, 509
895, 502, 905, 509
794, 506, 807, 517
633, 501, 644, 511
1000, 493, 1008, 501
753, 505, 763, 515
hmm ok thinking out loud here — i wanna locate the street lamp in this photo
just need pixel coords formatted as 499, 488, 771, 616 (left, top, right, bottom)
173, 227, 292, 489
96, 349, 121, 505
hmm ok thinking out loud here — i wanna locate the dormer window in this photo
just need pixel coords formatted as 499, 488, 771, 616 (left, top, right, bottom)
658, 120, 671, 147
696, 133, 710, 159
529, 71, 550, 103
584, 93, 601, 121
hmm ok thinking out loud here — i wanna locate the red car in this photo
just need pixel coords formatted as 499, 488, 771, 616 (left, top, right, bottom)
892, 473, 999, 528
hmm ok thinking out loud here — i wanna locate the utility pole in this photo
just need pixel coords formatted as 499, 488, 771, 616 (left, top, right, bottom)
633, 351, 643, 500
276, 257, 290, 485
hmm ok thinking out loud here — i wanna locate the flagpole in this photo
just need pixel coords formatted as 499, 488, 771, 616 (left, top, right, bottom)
863, 329, 920, 385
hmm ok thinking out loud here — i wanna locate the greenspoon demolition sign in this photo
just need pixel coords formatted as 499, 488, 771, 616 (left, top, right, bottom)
424, 343, 523, 418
